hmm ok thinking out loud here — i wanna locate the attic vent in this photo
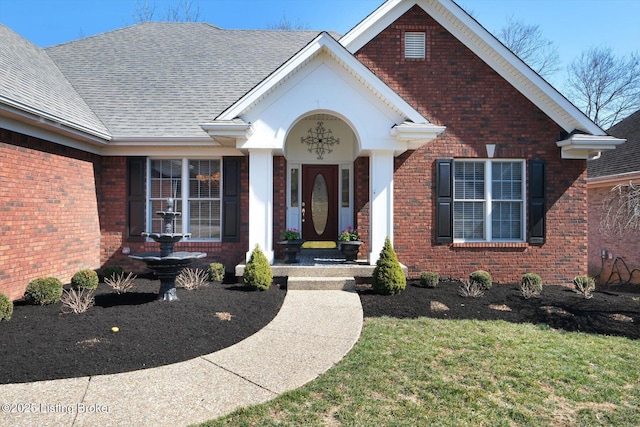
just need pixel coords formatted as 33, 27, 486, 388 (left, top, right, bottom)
405, 32, 426, 59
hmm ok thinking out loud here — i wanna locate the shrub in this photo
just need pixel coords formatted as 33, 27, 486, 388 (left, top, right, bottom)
520, 273, 543, 299
101, 265, 124, 281
458, 280, 485, 298
372, 237, 406, 295
24, 277, 63, 305
60, 288, 95, 314
0, 293, 13, 321
243, 245, 273, 291
208, 263, 226, 282
105, 272, 137, 294
419, 271, 439, 288
469, 270, 492, 291
71, 269, 99, 290
573, 275, 596, 299
176, 268, 209, 290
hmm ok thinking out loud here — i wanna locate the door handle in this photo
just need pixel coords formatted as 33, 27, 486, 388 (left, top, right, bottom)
301, 201, 305, 223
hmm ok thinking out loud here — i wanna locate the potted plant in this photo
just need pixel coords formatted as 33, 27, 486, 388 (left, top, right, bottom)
338, 226, 363, 262
277, 228, 304, 263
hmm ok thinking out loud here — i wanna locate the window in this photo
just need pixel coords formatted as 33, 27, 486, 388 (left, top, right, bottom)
148, 159, 222, 240
453, 160, 525, 241
405, 32, 426, 59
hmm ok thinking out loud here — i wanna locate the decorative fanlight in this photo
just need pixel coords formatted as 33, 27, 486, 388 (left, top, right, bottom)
301, 121, 340, 160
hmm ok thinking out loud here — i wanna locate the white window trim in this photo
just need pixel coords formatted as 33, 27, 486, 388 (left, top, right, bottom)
147, 157, 223, 242
453, 159, 526, 243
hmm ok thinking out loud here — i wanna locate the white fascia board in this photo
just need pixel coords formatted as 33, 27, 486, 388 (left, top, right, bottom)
216, 31, 432, 126
342, 0, 604, 136
556, 134, 626, 159
390, 121, 446, 150
0, 97, 111, 142
200, 119, 254, 147
0, 112, 107, 155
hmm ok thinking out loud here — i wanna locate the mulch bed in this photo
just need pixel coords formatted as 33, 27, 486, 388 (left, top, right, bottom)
0, 278, 286, 384
358, 280, 640, 340
2, 277, 638, 385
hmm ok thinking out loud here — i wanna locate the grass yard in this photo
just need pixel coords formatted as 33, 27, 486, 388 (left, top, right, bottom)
199, 317, 639, 426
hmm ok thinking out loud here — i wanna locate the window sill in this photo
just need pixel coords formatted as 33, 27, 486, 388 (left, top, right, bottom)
452, 242, 528, 248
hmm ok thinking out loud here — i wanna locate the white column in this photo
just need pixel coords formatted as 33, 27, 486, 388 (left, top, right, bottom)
247, 148, 274, 263
369, 150, 394, 264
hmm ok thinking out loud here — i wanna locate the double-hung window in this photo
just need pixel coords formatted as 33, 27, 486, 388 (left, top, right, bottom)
453, 160, 525, 242
148, 159, 222, 240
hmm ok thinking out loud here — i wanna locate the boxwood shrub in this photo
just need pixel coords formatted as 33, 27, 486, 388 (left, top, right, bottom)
469, 270, 492, 291
24, 277, 63, 305
419, 271, 439, 288
71, 269, 99, 290
0, 293, 13, 321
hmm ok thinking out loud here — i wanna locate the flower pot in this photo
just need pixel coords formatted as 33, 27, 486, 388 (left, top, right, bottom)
278, 239, 305, 263
339, 240, 363, 262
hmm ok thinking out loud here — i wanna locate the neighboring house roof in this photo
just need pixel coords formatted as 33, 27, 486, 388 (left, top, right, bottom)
0, 24, 110, 140
588, 109, 640, 179
45, 23, 324, 140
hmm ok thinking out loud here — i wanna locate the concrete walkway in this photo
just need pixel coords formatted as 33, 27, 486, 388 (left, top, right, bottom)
0, 290, 363, 427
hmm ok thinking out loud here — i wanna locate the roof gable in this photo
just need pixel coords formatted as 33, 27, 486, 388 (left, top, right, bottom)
340, 0, 606, 136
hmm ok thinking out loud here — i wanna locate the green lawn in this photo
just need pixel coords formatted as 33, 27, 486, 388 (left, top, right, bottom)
198, 317, 639, 426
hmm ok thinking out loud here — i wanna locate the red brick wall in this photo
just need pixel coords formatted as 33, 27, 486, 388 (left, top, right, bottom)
355, 5, 587, 285
100, 156, 250, 275
0, 129, 101, 300
588, 183, 640, 284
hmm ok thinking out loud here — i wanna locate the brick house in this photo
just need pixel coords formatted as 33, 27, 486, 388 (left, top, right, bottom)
0, 0, 624, 300
587, 109, 640, 284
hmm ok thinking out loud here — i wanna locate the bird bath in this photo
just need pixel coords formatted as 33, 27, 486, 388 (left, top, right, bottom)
129, 198, 206, 301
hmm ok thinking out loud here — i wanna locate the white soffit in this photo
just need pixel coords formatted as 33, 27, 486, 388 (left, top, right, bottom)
211, 32, 432, 126
556, 134, 626, 159
340, 0, 606, 136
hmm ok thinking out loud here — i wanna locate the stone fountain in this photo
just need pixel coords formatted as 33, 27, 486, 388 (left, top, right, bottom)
129, 198, 206, 301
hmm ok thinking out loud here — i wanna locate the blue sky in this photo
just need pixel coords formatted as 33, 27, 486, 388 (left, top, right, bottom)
1, 0, 638, 87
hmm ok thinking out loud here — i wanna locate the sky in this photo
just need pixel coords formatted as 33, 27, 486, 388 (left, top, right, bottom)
1, 0, 639, 88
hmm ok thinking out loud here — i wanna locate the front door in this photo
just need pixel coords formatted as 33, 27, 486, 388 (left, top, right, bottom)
302, 165, 338, 241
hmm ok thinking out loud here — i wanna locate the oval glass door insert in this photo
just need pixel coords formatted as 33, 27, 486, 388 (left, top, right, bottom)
312, 174, 328, 235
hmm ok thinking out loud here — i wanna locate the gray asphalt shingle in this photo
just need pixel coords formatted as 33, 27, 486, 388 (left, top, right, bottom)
44, 23, 324, 138
588, 109, 640, 178
0, 24, 109, 137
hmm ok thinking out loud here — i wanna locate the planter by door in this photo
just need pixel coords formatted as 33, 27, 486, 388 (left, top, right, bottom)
339, 240, 363, 262
278, 240, 305, 263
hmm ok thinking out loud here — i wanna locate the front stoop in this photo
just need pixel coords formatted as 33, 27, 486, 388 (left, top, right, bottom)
287, 276, 356, 290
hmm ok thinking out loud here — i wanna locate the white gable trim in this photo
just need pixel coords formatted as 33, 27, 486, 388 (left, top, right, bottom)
341, 0, 606, 136
213, 32, 432, 127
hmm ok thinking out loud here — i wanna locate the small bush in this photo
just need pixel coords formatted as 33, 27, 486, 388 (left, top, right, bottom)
573, 275, 595, 299
24, 277, 63, 305
520, 273, 543, 299
419, 271, 439, 288
372, 237, 406, 295
0, 293, 13, 321
60, 288, 95, 314
458, 280, 485, 298
176, 268, 209, 290
71, 269, 99, 290
101, 265, 124, 281
105, 272, 137, 294
469, 270, 492, 291
243, 245, 273, 291
208, 263, 225, 282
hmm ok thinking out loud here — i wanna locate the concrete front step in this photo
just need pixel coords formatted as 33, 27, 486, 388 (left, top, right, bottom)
287, 276, 356, 291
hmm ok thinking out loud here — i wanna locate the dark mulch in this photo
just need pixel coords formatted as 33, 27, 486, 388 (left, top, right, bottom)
358, 280, 640, 340
0, 278, 286, 385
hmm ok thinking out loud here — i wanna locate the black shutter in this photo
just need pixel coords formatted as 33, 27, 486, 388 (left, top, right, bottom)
222, 157, 241, 242
528, 159, 546, 244
435, 159, 453, 244
127, 157, 146, 240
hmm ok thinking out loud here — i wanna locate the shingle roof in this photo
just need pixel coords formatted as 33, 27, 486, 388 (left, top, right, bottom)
0, 24, 109, 137
588, 109, 640, 178
44, 23, 324, 139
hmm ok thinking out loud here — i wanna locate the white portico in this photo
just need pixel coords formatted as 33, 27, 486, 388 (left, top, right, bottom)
202, 32, 445, 264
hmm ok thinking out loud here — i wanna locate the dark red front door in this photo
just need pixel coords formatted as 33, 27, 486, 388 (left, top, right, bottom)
302, 165, 338, 241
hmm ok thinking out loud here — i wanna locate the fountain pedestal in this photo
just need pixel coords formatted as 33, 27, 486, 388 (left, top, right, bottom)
129, 198, 206, 301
